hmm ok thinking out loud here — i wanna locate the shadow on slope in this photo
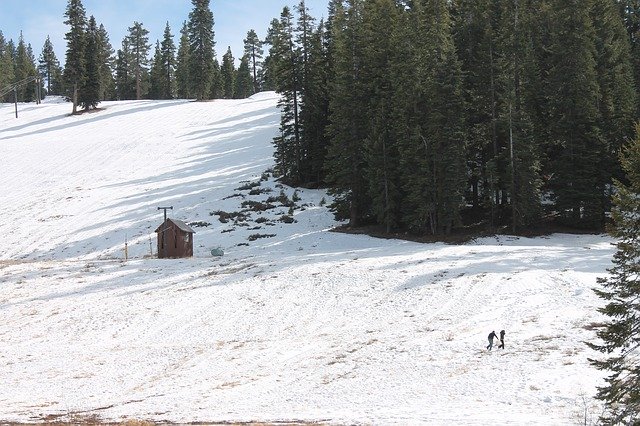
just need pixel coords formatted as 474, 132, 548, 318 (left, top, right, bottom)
22, 100, 279, 261
0, 100, 189, 141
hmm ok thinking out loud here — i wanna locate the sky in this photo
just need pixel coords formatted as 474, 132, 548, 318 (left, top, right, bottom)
0, 0, 329, 64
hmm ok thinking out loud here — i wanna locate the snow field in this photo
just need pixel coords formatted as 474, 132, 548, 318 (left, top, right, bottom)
0, 95, 613, 424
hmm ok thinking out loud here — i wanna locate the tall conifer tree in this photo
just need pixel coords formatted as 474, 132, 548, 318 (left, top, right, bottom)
160, 22, 176, 99
221, 46, 235, 99
495, 0, 542, 231
175, 21, 191, 99
188, 0, 216, 100
0, 32, 15, 102
452, 0, 508, 227
359, 0, 402, 232
63, 0, 87, 113
270, 7, 303, 183
148, 41, 164, 100
126, 21, 151, 100
304, 20, 331, 186
547, 0, 605, 228
80, 15, 101, 110
400, 0, 467, 235
234, 55, 254, 99
14, 34, 38, 102
325, 0, 369, 225
589, 123, 640, 424
591, 0, 637, 193
115, 39, 136, 100
243, 29, 263, 93
97, 24, 115, 101
38, 36, 63, 95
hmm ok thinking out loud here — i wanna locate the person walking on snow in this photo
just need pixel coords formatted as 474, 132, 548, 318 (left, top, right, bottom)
498, 330, 505, 349
487, 330, 498, 351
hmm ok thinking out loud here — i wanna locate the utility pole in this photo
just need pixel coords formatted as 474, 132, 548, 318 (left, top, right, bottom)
157, 206, 173, 222
157, 206, 173, 256
14, 87, 18, 118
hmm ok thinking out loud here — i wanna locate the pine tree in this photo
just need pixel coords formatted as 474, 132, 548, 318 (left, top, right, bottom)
175, 21, 191, 99
115, 39, 136, 100
452, 0, 505, 227
38, 36, 63, 95
588, 123, 640, 425
546, 0, 605, 229
97, 24, 115, 101
79, 15, 101, 110
209, 58, 222, 98
1, 37, 17, 102
619, 0, 640, 111
495, 0, 542, 231
296, 0, 315, 93
324, 0, 370, 225
126, 21, 151, 100
221, 46, 235, 99
591, 0, 637, 197
243, 29, 263, 93
262, 18, 282, 92
0, 32, 14, 101
400, 0, 467, 235
295, 0, 318, 185
359, 0, 403, 232
160, 22, 176, 99
148, 41, 164, 99
14, 33, 38, 102
234, 54, 254, 99
63, 0, 87, 113
270, 7, 303, 184
188, 0, 216, 100
304, 20, 331, 186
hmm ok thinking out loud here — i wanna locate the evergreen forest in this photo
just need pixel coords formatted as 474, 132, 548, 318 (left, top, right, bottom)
1, 0, 640, 235
268, 0, 640, 237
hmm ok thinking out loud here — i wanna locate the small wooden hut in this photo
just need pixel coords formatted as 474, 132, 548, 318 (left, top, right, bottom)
155, 218, 195, 258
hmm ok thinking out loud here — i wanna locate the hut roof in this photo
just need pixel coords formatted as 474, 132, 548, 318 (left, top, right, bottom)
154, 218, 196, 234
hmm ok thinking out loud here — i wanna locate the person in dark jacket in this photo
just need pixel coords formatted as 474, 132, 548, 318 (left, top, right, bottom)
487, 330, 498, 351
498, 330, 506, 349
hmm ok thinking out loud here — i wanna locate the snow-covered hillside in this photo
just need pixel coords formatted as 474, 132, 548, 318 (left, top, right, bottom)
0, 95, 614, 425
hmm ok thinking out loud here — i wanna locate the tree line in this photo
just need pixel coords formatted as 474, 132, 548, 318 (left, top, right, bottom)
2, 0, 639, 237
0, 0, 267, 111
267, 0, 640, 236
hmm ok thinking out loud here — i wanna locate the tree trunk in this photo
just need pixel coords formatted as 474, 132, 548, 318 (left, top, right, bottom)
72, 82, 78, 114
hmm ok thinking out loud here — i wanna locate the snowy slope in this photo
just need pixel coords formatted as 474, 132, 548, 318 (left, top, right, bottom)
0, 95, 614, 425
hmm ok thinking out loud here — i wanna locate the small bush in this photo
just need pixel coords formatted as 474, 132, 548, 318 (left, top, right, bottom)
266, 190, 294, 208
189, 221, 211, 228
247, 233, 276, 241
280, 215, 296, 224
241, 200, 276, 211
319, 197, 326, 206
236, 181, 260, 191
249, 187, 273, 196
292, 189, 301, 202
223, 193, 244, 200
255, 217, 269, 224
212, 210, 248, 223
